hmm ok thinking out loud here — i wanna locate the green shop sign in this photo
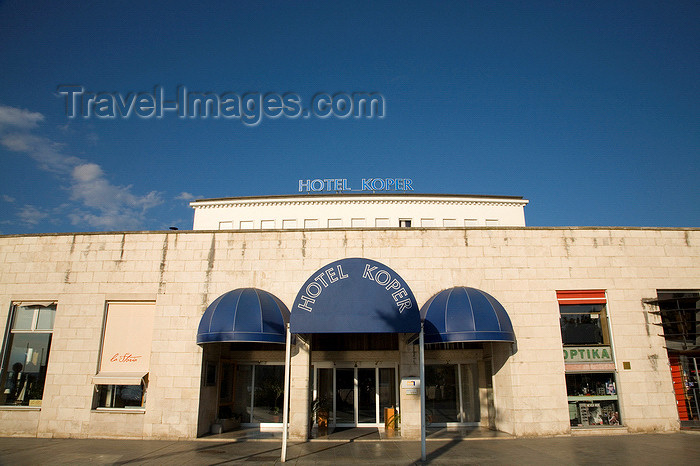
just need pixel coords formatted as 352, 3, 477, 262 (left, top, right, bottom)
563, 346, 613, 363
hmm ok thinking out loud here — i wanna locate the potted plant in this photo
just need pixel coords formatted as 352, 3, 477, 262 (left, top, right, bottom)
311, 395, 331, 435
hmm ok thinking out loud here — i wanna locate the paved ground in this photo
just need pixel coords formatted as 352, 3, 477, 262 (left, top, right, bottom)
0, 432, 698, 465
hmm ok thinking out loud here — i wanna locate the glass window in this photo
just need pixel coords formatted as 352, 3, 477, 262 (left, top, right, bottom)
36, 307, 56, 331
96, 384, 144, 408
399, 219, 412, 228
328, 218, 342, 228
12, 306, 35, 330
425, 364, 458, 423
443, 219, 457, 227
378, 368, 396, 422
252, 365, 284, 423
459, 363, 480, 423
560, 304, 609, 346
566, 373, 620, 427
0, 303, 56, 407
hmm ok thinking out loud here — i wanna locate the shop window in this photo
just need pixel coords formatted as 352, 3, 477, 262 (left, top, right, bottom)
93, 302, 155, 410
424, 364, 479, 424
558, 290, 610, 347
566, 373, 620, 426
96, 384, 144, 409
560, 304, 610, 346
218, 363, 284, 423
0, 302, 56, 407
558, 290, 620, 427
651, 291, 700, 422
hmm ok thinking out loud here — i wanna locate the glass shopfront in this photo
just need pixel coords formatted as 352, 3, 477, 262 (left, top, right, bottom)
558, 290, 621, 428
424, 363, 479, 425
218, 363, 285, 424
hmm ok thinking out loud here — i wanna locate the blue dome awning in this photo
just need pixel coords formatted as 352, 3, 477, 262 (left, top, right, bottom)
420, 287, 515, 343
291, 258, 420, 334
197, 288, 290, 344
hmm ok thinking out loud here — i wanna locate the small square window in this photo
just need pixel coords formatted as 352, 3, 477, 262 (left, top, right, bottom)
443, 219, 457, 227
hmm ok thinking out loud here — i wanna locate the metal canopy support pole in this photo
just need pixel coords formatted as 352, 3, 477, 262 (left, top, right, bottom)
281, 323, 292, 463
420, 322, 426, 462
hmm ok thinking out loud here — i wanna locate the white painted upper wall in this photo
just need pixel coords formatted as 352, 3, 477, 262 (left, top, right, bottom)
190, 193, 528, 230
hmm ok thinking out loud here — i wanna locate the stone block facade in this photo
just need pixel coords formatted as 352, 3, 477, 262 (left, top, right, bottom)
0, 227, 697, 438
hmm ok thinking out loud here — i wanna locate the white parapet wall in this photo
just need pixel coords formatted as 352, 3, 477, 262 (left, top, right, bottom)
190, 193, 529, 230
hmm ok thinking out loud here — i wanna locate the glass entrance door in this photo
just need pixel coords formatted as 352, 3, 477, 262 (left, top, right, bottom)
314, 366, 397, 427
335, 368, 354, 424
357, 368, 376, 423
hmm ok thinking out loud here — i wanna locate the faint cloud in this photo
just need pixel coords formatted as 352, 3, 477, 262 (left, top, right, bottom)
175, 192, 201, 201
0, 105, 44, 130
2, 194, 15, 203
86, 132, 99, 145
1, 103, 163, 231
1, 132, 80, 173
17, 205, 49, 226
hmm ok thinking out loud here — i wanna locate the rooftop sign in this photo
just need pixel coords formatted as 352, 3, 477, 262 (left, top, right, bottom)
298, 178, 413, 192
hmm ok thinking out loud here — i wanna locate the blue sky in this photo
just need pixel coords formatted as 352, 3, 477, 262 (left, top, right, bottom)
0, 1, 698, 233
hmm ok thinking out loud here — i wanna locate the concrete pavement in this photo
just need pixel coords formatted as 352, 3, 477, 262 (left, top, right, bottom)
0, 432, 698, 465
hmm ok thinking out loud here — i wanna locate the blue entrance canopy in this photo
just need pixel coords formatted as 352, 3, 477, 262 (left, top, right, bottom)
290, 258, 420, 334
420, 287, 515, 343
197, 288, 290, 344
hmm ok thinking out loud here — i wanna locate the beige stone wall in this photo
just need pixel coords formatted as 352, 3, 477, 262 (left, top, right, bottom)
0, 227, 697, 438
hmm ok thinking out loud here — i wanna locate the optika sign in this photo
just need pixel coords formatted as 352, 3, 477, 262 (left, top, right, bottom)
563, 346, 613, 363
298, 178, 413, 192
